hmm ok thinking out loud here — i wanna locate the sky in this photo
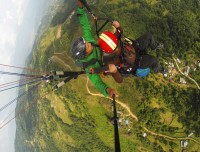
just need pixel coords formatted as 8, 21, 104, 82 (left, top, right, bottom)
0, 0, 51, 151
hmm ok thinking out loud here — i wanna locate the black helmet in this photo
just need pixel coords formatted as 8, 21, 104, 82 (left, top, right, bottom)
70, 37, 86, 60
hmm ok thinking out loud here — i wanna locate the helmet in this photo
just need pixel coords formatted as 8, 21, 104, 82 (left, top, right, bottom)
70, 37, 86, 60
98, 31, 118, 53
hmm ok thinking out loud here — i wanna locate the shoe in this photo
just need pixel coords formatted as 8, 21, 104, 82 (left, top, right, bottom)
160, 68, 168, 77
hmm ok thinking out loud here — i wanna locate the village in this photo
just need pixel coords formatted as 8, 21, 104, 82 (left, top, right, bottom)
114, 102, 196, 151
163, 58, 200, 85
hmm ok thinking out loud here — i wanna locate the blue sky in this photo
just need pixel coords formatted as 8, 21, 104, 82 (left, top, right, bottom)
0, 0, 51, 151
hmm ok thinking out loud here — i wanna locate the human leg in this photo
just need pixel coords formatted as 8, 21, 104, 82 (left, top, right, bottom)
138, 54, 162, 73
133, 32, 163, 55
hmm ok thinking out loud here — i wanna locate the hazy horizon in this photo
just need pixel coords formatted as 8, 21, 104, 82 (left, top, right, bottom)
0, 0, 52, 151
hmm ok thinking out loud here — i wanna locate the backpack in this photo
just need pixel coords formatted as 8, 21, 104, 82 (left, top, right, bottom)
135, 68, 150, 78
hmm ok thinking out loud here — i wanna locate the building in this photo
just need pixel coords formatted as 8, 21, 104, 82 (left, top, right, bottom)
186, 66, 190, 74
143, 133, 147, 138
125, 120, 129, 126
180, 140, 188, 148
184, 66, 190, 76
188, 132, 193, 137
177, 58, 181, 63
180, 77, 187, 84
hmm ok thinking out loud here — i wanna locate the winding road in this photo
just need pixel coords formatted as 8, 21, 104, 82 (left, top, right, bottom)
85, 77, 200, 145
86, 78, 139, 121
173, 56, 200, 90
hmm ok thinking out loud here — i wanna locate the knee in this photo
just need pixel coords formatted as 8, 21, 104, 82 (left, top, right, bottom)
117, 78, 123, 83
111, 71, 123, 83
115, 77, 123, 83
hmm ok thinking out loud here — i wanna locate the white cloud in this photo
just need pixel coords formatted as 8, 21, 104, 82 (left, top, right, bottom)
0, 25, 17, 48
0, 1, 27, 152
0, 0, 27, 65
6, 11, 13, 20
0, 117, 16, 152
0, 0, 26, 26
0, 127, 10, 150
16, 1, 26, 26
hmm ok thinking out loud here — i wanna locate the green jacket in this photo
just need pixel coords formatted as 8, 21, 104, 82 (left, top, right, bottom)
77, 7, 109, 96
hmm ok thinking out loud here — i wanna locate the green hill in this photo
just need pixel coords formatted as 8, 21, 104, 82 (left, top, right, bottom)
15, 0, 200, 151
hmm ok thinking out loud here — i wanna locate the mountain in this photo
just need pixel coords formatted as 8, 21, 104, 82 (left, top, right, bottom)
15, 0, 200, 151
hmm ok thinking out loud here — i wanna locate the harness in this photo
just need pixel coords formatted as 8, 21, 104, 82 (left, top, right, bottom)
79, 58, 99, 69
76, 43, 103, 69
116, 38, 138, 75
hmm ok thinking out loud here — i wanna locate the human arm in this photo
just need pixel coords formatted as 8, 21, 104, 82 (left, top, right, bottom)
76, 0, 83, 8
76, 2, 94, 42
112, 21, 123, 38
87, 72, 117, 97
108, 64, 123, 83
87, 73, 107, 96
112, 21, 120, 29
106, 88, 118, 98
